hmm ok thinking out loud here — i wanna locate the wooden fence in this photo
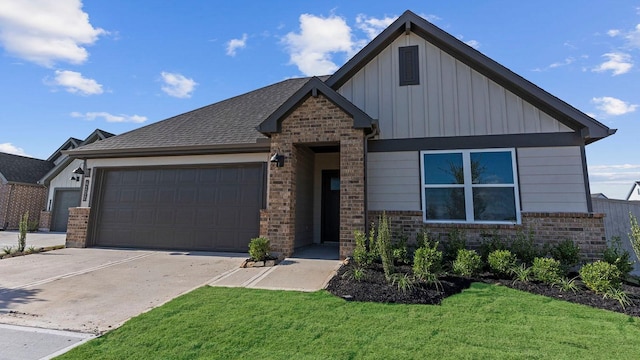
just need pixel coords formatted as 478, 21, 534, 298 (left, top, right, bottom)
592, 197, 640, 275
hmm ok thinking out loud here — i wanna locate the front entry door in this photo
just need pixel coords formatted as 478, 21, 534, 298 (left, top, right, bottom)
321, 170, 340, 243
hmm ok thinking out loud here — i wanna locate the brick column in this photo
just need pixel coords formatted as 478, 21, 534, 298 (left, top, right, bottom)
38, 211, 51, 232
66, 207, 91, 248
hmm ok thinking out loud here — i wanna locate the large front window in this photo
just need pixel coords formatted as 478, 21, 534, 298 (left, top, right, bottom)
420, 149, 521, 224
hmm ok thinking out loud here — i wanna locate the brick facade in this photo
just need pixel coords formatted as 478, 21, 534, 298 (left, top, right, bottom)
66, 207, 91, 248
0, 182, 47, 230
39, 211, 52, 232
368, 210, 607, 262
261, 94, 366, 259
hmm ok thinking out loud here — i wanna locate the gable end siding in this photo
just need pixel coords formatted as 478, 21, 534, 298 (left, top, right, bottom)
338, 33, 573, 140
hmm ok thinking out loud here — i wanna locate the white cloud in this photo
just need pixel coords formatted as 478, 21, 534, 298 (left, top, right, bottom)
606, 23, 640, 49
591, 96, 638, 116
592, 52, 633, 75
71, 111, 147, 123
226, 33, 248, 56
52, 70, 102, 95
0, 143, 29, 156
549, 57, 575, 68
282, 13, 359, 76
607, 29, 621, 37
464, 39, 480, 49
0, 0, 105, 67
160, 71, 197, 98
355, 14, 397, 40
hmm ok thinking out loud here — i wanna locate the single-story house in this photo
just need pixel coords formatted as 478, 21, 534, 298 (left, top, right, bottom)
38, 129, 114, 232
626, 182, 640, 201
65, 10, 614, 260
0, 153, 52, 230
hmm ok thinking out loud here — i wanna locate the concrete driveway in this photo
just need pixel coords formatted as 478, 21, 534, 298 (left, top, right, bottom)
0, 248, 245, 334
0, 231, 66, 251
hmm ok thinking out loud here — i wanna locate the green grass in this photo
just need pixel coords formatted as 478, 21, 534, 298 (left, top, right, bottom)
58, 283, 640, 359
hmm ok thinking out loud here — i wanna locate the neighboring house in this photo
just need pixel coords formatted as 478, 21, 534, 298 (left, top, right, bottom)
626, 182, 640, 201
65, 11, 614, 260
0, 153, 52, 230
38, 129, 114, 232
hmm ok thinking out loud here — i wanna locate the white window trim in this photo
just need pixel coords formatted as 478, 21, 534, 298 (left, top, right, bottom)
420, 148, 521, 225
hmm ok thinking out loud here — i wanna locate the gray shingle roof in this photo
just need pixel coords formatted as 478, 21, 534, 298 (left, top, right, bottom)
0, 152, 53, 184
69, 77, 315, 157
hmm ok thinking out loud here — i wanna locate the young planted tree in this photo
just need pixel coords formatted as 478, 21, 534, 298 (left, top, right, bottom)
18, 211, 28, 252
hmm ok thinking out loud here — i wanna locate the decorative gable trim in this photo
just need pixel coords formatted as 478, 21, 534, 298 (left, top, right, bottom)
326, 10, 615, 144
257, 77, 374, 134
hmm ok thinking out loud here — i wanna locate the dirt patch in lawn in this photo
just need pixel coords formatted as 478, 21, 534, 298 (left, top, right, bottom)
326, 262, 640, 317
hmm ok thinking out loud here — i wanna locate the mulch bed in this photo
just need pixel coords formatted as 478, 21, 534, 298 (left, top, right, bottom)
326, 262, 640, 317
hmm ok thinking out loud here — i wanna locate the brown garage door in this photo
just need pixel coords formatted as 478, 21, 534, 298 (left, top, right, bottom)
93, 164, 265, 252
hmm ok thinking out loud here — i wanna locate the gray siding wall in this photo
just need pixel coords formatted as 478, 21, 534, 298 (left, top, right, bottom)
592, 198, 640, 275
517, 147, 587, 213
338, 33, 572, 140
367, 151, 420, 211
368, 147, 588, 213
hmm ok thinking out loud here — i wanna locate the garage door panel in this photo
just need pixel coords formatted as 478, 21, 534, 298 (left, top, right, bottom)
94, 165, 263, 252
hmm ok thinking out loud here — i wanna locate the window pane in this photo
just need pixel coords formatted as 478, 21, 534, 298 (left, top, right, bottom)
423, 153, 463, 184
425, 188, 466, 220
473, 187, 516, 221
470, 151, 514, 184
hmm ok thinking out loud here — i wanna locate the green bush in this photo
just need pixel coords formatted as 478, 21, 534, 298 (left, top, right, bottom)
248, 237, 270, 261
629, 213, 640, 260
488, 249, 517, 277
377, 213, 394, 280
509, 229, 541, 265
603, 236, 634, 279
549, 239, 581, 274
18, 211, 28, 252
352, 230, 370, 266
442, 229, 467, 264
412, 242, 442, 281
531, 257, 563, 284
452, 249, 483, 277
479, 232, 507, 261
392, 234, 410, 265
580, 261, 622, 294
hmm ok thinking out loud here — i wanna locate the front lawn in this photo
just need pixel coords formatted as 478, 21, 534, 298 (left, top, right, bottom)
58, 284, 640, 359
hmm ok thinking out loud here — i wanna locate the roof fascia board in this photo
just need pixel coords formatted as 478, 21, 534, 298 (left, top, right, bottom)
38, 157, 74, 185
327, 10, 613, 143
46, 138, 81, 162
65, 142, 271, 159
257, 77, 373, 134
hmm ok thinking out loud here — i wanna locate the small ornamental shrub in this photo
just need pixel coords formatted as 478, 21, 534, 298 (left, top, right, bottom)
412, 242, 442, 281
629, 213, 640, 260
511, 264, 532, 283
452, 249, 483, 277
352, 230, 370, 266
479, 232, 507, 261
509, 229, 541, 265
531, 257, 563, 284
367, 223, 379, 260
488, 249, 517, 277
248, 237, 270, 261
377, 213, 394, 280
442, 229, 467, 264
392, 234, 410, 265
18, 211, 28, 252
580, 260, 622, 294
603, 236, 634, 279
390, 273, 416, 293
549, 239, 581, 274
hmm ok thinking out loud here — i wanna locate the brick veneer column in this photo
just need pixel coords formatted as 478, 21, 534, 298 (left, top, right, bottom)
263, 94, 366, 259
39, 211, 51, 232
66, 207, 91, 248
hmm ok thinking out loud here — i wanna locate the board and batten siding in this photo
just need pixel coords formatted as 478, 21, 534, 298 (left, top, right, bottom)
338, 33, 572, 139
368, 147, 588, 214
517, 147, 587, 212
46, 158, 83, 209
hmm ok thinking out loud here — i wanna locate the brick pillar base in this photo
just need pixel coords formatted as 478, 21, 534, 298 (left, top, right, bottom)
38, 211, 51, 232
66, 207, 91, 248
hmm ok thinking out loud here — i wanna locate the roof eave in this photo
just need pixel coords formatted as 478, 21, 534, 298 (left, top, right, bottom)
65, 141, 271, 159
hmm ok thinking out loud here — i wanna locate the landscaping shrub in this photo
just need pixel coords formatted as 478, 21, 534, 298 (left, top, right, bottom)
531, 257, 563, 284
549, 239, 581, 274
580, 261, 622, 294
18, 211, 28, 252
603, 236, 634, 279
629, 213, 640, 260
452, 249, 483, 277
479, 232, 507, 261
352, 230, 370, 266
509, 229, 541, 265
442, 229, 466, 264
415, 229, 432, 249
392, 234, 410, 265
377, 213, 394, 280
248, 237, 270, 261
412, 242, 442, 281
488, 249, 517, 277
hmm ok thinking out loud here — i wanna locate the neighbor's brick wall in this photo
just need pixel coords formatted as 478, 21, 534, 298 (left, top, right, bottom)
66, 207, 91, 248
0, 183, 47, 229
261, 94, 365, 259
368, 210, 607, 262
39, 211, 51, 232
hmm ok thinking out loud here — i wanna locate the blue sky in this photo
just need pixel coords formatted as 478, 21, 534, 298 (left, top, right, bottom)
0, 1, 638, 199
